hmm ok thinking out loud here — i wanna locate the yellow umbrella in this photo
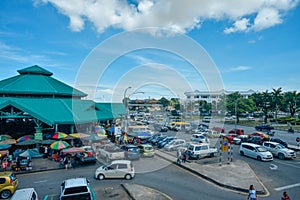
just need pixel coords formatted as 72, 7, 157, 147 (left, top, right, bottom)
50, 141, 70, 150
70, 133, 90, 139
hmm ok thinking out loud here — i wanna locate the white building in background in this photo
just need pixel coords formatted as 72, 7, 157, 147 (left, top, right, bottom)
184, 89, 256, 103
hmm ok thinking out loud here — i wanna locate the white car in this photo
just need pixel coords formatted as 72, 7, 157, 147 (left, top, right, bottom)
95, 160, 135, 180
164, 139, 186, 151
239, 143, 273, 161
262, 141, 296, 160
191, 134, 209, 143
10, 188, 38, 200
60, 178, 95, 200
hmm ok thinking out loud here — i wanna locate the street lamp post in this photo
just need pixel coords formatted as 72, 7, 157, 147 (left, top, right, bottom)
123, 87, 132, 133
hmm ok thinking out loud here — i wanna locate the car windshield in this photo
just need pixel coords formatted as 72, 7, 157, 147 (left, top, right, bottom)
128, 147, 139, 152
145, 146, 153, 151
277, 144, 285, 149
256, 147, 267, 152
168, 140, 175, 145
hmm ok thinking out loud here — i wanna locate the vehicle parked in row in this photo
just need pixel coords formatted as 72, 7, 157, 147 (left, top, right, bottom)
95, 160, 135, 180
186, 143, 218, 159
239, 143, 273, 161
212, 127, 225, 133
120, 145, 140, 160
262, 141, 296, 160
203, 130, 222, 138
233, 135, 249, 145
248, 132, 267, 139
246, 136, 264, 145
190, 134, 209, 143
228, 128, 244, 135
157, 136, 177, 149
75, 146, 97, 165
138, 144, 155, 157
98, 144, 125, 163
269, 138, 288, 148
60, 178, 96, 200
255, 124, 274, 132
164, 139, 186, 151
10, 188, 38, 200
0, 172, 18, 199
150, 135, 167, 146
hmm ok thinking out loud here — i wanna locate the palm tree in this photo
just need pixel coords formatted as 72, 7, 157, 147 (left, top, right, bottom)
271, 87, 282, 123
284, 91, 299, 118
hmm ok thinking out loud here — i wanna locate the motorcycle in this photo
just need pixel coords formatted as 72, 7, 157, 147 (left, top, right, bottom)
267, 131, 275, 136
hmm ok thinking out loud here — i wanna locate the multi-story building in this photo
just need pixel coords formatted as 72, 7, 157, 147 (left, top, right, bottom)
184, 89, 256, 103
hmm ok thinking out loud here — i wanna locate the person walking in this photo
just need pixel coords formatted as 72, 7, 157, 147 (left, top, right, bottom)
247, 185, 258, 200
281, 191, 290, 200
1, 157, 8, 171
63, 155, 69, 170
177, 149, 182, 164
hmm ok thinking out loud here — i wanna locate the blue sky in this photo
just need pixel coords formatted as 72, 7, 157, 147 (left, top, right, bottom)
0, 0, 300, 102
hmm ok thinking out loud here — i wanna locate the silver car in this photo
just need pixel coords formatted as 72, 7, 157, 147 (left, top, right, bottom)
95, 160, 135, 180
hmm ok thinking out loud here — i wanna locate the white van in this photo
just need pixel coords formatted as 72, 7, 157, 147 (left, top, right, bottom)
239, 143, 273, 161
10, 188, 38, 200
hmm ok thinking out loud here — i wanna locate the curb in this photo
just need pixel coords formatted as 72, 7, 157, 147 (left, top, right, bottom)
155, 151, 267, 195
121, 183, 135, 200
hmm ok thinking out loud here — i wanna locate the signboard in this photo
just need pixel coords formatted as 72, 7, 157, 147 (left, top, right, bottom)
34, 133, 43, 140
221, 137, 229, 152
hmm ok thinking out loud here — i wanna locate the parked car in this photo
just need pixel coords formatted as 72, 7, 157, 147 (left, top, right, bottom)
186, 143, 218, 159
164, 139, 186, 151
203, 130, 222, 138
239, 143, 273, 161
255, 124, 274, 131
269, 138, 288, 148
10, 188, 38, 200
157, 136, 177, 149
60, 178, 96, 200
262, 141, 295, 160
248, 132, 267, 139
75, 147, 97, 165
229, 128, 244, 135
0, 172, 18, 199
151, 135, 167, 146
95, 160, 135, 180
212, 127, 225, 133
190, 134, 209, 143
98, 144, 125, 163
246, 136, 264, 145
159, 126, 168, 132
120, 145, 140, 160
225, 134, 237, 144
138, 144, 155, 157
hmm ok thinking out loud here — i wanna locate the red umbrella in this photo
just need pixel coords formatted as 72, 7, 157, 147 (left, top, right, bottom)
52, 132, 67, 139
17, 135, 33, 143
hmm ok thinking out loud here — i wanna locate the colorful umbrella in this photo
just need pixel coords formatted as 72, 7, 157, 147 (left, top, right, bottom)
69, 133, 90, 139
0, 139, 16, 145
52, 132, 67, 139
0, 135, 12, 141
61, 147, 86, 154
16, 139, 39, 146
50, 141, 70, 150
17, 135, 33, 142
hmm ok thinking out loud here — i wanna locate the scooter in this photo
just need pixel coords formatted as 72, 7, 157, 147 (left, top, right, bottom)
267, 131, 275, 136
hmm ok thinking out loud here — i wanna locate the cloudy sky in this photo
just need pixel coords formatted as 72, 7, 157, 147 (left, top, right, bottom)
0, 0, 299, 102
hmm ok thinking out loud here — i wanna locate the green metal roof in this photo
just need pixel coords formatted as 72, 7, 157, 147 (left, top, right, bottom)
0, 65, 87, 97
0, 98, 125, 125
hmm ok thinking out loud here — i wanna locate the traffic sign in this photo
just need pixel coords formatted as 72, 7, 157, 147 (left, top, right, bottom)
221, 137, 229, 152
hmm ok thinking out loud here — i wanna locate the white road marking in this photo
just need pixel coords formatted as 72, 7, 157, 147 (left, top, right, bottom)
269, 164, 278, 170
33, 180, 48, 184
274, 183, 300, 191
273, 160, 300, 169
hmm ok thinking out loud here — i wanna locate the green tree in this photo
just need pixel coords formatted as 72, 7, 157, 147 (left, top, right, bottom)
159, 97, 170, 108
252, 90, 272, 123
271, 87, 283, 123
284, 91, 299, 117
225, 92, 242, 123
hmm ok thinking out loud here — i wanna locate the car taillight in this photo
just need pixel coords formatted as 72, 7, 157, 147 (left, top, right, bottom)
10, 178, 13, 185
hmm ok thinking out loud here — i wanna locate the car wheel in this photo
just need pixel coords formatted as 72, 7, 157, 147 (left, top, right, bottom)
98, 174, 105, 180
125, 174, 132, 180
209, 153, 214, 157
278, 153, 285, 160
1, 190, 12, 199
257, 156, 262, 161
240, 151, 244, 156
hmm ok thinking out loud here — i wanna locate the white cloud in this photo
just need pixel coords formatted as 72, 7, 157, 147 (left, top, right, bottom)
37, 0, 299, 34
230, 66, 252, 71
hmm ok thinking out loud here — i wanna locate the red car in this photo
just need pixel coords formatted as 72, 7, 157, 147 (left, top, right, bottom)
248, 132, 267, 139
212, 127, 225, 133
225, 134, 237, 144
228, 128, 244, 135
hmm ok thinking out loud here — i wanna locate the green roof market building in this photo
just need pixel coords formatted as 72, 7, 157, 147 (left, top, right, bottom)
0, 65, 126, 139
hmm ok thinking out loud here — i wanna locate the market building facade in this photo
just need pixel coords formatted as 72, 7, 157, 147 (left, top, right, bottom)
0, 65, 126, 140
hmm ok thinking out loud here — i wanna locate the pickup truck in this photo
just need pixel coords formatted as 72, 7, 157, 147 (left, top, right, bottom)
262, 141, 296, 160
186, 143, 218, 159
98, 144, 125, 163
